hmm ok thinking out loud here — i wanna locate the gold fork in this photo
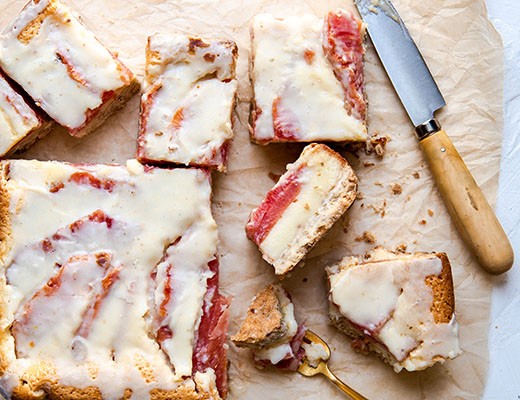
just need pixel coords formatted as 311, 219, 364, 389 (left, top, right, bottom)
297, 330, 368, 400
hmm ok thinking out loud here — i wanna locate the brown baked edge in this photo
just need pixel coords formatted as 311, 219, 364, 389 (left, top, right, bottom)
231, 284, 287, 348
271, 144, 358, 276
2, 119, 55, 158
327, 251, 455, 370
9, 369, 215, 400
137, 38, 238, 172
68, 77, 140, 138
0, 162, 222, 400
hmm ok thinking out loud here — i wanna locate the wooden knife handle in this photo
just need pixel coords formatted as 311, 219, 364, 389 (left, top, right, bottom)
419, 128, 514, 275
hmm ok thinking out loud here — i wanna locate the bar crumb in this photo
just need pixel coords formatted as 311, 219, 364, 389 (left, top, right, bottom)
365, 132, 390, 158
390, 183, 402, 195
355, 231, 376, 244
395, 243, 408, 253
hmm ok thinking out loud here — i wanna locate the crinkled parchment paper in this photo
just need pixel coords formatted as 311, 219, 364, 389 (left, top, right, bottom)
0, 0, 503, 398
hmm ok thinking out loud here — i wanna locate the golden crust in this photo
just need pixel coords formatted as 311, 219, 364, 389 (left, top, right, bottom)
70, 77, 140, 138
231, 284, 286, 348
425, 252, 455, 324
327, 249, 457, 371
3, 119, 55, 158
0, 162, 11, 262
0, 163, 12, 379
9, 365, 209, 400
149, 386, 211, 400
0, 162, 222, 400
17, 0, 58, 45
6, 359, 217, 400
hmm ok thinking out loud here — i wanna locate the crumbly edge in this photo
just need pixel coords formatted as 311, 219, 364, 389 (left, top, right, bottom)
10, 374, 215, 400
0, 69, 55, 158
230, 284, 287, 349
326, 250, 456, 371
0, 161, 222, 400
7, 0, 140, 139
138, 37, 238, 171
2, 119, 55, 158
268, 144, 358, 275
70, 77, 140, 138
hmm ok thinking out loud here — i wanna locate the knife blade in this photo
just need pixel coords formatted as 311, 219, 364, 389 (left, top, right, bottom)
355, 0, 514, 274
355, 0, 445, 127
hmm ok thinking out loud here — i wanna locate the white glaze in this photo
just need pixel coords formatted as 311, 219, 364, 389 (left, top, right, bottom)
259, 146, 346, 272
1, 159, 219, 399
251, 13, 366, 142
0, 74, 41, 155
140, 34, 237, 169
0, 0, 131, 130
301, 341, 328, 367
329, 252, 461, 372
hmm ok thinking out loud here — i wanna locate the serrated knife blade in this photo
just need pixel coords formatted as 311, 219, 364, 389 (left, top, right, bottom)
354, 0, 514, 274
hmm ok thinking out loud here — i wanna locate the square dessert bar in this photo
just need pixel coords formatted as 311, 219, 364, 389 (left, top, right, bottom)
0, 160, 229, 399
250, 10, 367, 144
326, 248, 461, 372
0, 0, 139, 138
0, 71, 53, 157
231, 284, 307, 371
138, 34, 238, 171
245, 143, 358, 276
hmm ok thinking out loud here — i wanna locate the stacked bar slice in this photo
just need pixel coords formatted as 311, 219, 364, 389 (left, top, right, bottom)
246, 143, 358, 276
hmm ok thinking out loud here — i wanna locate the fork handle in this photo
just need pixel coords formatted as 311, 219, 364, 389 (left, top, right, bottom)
321, 365, 368, 400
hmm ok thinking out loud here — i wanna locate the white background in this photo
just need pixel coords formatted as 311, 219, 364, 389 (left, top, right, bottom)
484, 0, 520, 398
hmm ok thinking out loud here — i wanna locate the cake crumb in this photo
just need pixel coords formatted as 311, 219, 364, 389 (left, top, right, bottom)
374, 181, 384, 187
365, 132, 390, 158
412, 171, 420, 179
356, 192, 364, 200
355, 231, 376, 244
395, 243, 408, 253
419, 219, 427, 225
428, 209, 434, 217
390, 183, 402, 195
363, 161, 375, 167
367, 199, 387, 217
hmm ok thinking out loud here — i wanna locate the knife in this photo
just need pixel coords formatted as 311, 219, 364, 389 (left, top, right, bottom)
354, 0, 514, 274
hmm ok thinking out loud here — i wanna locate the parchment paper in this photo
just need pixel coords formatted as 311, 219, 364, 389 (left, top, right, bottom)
0, 0, 504, 399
